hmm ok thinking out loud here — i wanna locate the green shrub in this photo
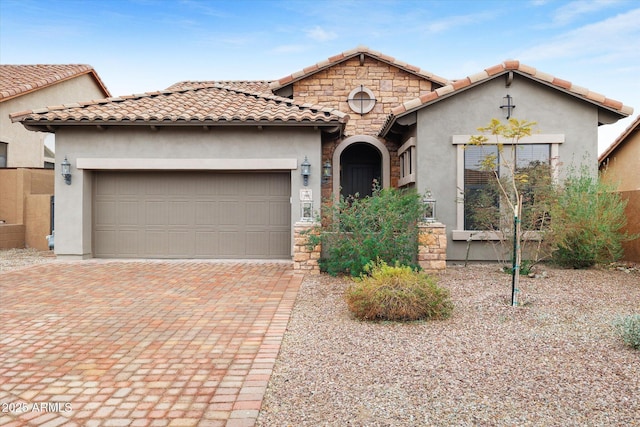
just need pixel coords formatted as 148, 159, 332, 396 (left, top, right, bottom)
345, 261, 453, 321
614, 314, 640, 350
550, 167, 633, 268
311, 186, 424, 276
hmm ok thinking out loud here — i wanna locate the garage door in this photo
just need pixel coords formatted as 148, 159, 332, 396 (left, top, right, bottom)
93, 171, 291, 259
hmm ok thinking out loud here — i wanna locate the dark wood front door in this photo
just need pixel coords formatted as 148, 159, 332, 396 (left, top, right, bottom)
341, 143, 381, 198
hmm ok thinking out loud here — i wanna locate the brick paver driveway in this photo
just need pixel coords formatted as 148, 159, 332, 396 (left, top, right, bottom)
0, 260, 302, 427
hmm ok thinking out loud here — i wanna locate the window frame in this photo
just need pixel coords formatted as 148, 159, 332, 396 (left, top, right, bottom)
398, 137, 416, 187
452, 134, 563, 241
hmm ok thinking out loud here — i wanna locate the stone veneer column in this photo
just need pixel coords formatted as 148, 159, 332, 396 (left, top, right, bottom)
293, 221, 321, 274
418, 222, 447, 273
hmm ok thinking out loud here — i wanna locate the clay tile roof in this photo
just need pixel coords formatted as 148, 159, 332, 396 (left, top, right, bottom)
166, 80, 272, 93
598, 114, 640, 163
0, 64, 111, 102
381, 60, 634, 136
269, 45, 451, 90
10, 84, 349, 127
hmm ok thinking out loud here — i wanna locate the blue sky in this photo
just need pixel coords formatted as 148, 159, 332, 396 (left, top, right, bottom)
1, 0, 639, 154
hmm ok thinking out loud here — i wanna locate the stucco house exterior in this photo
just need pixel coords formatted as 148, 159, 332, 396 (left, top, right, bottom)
599, 115, 640, 262
0, 64, 110, 250
1, 64, 110, 168
10, 47, 633, 262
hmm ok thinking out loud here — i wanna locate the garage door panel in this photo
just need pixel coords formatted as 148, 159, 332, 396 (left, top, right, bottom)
219, 231, 243, 256
169, 201, 192, 225
270, 201, 291, 226
270, 231, 291, 256
219, 201, 241, 226
118, 201, 141, 226
195, 231, 219, 256
195, 202, 218, 225
246, 201, 268, 225
94, 172, 291, 258
168, 231, 193, 256
145, 201, 168, 225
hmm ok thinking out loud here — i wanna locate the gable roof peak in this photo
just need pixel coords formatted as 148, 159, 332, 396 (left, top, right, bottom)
269, 46, 451, 90
387, 60, 633, 121
0, 64, 111, 101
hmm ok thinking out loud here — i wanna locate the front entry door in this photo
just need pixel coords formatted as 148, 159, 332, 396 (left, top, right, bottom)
340, 143, 382, 198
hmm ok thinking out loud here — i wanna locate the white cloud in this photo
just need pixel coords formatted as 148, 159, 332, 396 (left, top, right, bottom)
519, 8, 640, 63
552, 0, 624, 26
305, 25, 337, 42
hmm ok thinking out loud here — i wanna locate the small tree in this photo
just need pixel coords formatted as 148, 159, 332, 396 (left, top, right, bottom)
467, 118, 551, 305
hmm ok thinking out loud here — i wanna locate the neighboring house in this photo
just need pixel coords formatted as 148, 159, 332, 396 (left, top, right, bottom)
1, 64, 110, 168
10, 47, 633, 261
0, 64, 110, 250
599, 115, 640, 262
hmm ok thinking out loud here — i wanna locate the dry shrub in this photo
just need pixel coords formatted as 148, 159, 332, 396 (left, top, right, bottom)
345, 261, 453, 321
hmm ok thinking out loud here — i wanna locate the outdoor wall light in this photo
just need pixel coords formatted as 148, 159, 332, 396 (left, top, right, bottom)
301, 156, 311, 186
500, 94, 516, 119
322, 160, 332, 183
61, 156, 72, 185
423, 190, 436, 222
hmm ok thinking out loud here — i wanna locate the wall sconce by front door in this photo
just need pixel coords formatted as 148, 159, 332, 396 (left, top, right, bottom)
322, 160, 332, 184
61, 156, 72, 185
423, 190, 436, 222
500, 94, 516, 119
301, 156, 311, 186
300, 189, 313, 222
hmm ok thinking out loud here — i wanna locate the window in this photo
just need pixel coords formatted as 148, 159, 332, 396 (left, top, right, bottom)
398, 137, 416, 187
464, 145, 499, 230
347, 86, 376, 115
0, 142, 7, 168
453, 134, 562, 239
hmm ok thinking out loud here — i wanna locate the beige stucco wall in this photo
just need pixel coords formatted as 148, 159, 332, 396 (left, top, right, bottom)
0, 74, 107, 168
53, 126, 323, 259
601, 131, 640, 192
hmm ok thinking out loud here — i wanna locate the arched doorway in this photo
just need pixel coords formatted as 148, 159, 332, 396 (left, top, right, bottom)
332, 135, 391, 199
340, 143, 381, 198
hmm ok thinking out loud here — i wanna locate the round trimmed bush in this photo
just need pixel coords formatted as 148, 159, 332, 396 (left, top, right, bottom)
345, 261, 453, 321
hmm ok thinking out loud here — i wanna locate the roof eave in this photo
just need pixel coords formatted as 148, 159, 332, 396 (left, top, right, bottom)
379, 69, 633, 138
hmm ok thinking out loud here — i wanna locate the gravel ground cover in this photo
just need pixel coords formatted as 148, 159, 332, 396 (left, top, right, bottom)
0, 248, 55, 272
257, 263, 640, 427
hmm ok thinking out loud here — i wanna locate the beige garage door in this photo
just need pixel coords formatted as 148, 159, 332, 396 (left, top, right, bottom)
94, 171, 291, 259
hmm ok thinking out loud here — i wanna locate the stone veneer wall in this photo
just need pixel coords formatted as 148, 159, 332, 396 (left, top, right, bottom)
293, 221, 321, 274
418, 222, 447, 273
292, 56, 436, 200
293, 221, 447, 275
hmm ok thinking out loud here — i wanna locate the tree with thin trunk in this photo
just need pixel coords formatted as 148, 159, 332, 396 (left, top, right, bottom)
468, 118, 537, 306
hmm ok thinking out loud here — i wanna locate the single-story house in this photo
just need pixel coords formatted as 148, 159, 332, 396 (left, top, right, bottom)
599, 114, 640, 262
10, 47, 633, 261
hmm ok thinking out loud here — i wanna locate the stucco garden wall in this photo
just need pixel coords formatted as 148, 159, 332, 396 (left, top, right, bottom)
0, 168, 53, 250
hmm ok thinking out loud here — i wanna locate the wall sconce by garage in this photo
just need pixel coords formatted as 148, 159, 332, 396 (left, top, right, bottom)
322, 160, 332, 184
61, 156, 72, 185
500, 94, 516, 119
423, 190, 436, 222
301, 156, 311, 186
